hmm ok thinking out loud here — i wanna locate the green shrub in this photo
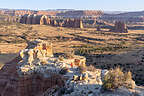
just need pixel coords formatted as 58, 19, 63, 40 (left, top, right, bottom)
102, 67, 135, 91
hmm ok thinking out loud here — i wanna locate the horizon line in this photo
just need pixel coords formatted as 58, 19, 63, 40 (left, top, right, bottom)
0, 8, 144, 12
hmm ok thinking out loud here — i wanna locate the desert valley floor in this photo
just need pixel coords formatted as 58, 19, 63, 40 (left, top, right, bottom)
0, 23, 144, 85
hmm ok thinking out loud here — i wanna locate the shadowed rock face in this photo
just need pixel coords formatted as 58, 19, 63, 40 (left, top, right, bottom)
19, 14, 29, 24
32, 14, 42, 24
26, 15, 33, 24
110, 21, 128, 33
4, 16, 20, 23
20, 14, 42, 24
20, 15, 57, 26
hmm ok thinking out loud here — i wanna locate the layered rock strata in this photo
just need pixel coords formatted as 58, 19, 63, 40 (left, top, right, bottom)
19, 15, 84, 28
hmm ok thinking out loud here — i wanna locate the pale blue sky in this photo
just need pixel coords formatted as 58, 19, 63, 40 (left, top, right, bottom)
0, 0, 144, 11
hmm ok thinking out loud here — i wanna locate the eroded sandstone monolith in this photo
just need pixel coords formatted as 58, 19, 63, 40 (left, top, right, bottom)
110, 21, 128, 33
63, 18, 83, 28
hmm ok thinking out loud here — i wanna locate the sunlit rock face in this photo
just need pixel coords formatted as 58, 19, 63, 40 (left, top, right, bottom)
0, 39, 120, 96
0, 39, 139, 96
42, 67, 109, 96
15, 39, 89, 96
17, 39, 110, 96
18, 39, 87, 76
19, 14, 29, 24
40, 15, 51, 25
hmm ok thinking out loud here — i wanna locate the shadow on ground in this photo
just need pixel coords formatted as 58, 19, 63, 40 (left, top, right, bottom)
0, 53, 18, 68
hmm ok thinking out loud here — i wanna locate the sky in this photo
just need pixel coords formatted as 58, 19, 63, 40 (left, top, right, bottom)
0, 0, 144, 11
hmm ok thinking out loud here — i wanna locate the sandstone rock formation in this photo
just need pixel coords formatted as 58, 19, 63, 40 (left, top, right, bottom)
20, 15, 57, 26
42, 67, 142, 96
26, 15, 33, 24
56, 10, 103, 18
40, 15, 51, 25
20, 14, 42, 24
4, 16, 20, 23
32, 14, 42, 24
0, 39, 141, 96
19, 14, 28, 24
19, 15, 84, 28
101, 12, 144, 24
0, 39, 88, 96
0, 9, 103, 18
50, 19, 58, 26
63, 18, 83, 28
110, 21, 128, 33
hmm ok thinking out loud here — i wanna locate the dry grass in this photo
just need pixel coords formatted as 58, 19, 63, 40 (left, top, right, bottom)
0, 22, 144, 85
0, 23, 144, 54
102, 67, 135, 91
0, 23, 144, 66
0, 23, 144, 64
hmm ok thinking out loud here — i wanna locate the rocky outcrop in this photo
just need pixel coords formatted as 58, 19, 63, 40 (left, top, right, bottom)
32, 14, 42, 24
101, 11, 144, 23
63, 18, 83, 28
4, 16, 20, 23
0, 39, 141, 96
109, 21, 128, 33
0, 39, 87, 96
56, 10, 103, 18
19, 14, 28, 24
42, 66, 143, 96
40, 15, 51, 25
0, 9, 103, 18
0, 40, 58, 96
20, 15, 56, 26
20, 14, 42, 24
19, 15, 84, 28
50, 19, 58, 26
26, 15, 33, 24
